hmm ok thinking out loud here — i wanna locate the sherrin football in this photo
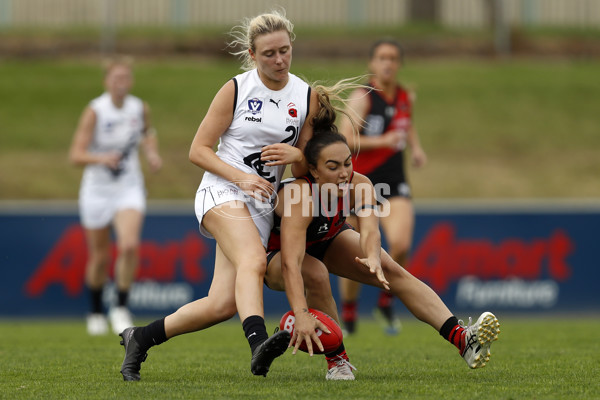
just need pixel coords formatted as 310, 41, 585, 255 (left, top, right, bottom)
279, 308, 343, 354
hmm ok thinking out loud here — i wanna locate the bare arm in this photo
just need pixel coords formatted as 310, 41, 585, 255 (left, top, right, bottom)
141, 102, 162, 172
189, 80, 274, 198
353, 174, 390, 289
289, 88, 320, 178
68, 106, 120, 169
279, 182, 328, 355
406, 124, 427, 167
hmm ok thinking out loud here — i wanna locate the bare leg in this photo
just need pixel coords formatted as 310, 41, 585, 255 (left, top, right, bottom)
265, 252, 340, 323
165, 244, 237, 338
337, 215, 361, 333
84, 226, 112, 292
112, 209, 144, 292
324, 230, 452, 331
201, 201, 290, 377
84, 226, 112, 334
379, 197, 414, 269
202, 202, 267, 322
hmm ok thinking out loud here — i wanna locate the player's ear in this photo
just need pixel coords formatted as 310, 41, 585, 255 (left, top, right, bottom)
308, 165, 319, 180
248, 48, 255, 61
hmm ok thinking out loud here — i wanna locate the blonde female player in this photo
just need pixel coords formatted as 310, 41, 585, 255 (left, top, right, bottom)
69, 58, 162, 336
118, 9, 363, 381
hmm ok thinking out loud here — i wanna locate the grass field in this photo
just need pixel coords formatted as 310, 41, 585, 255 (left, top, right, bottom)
1, 317, 598, 399
1, 57, 599, 200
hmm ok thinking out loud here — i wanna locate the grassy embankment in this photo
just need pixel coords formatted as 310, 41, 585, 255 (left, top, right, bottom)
1, 57, 598, 200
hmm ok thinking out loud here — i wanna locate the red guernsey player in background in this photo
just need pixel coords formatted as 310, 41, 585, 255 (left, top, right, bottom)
338, 38, 427, 336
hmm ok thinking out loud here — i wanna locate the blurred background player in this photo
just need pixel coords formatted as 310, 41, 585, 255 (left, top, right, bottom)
69, 57, 162, 335
338, 39, 427, 335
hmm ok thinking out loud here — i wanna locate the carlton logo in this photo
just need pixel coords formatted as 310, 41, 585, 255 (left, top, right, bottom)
24, 225, 209, 297
408, 223, 574, 293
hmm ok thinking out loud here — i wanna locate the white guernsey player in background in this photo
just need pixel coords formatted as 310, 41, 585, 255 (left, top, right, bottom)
69, 57, 162, 336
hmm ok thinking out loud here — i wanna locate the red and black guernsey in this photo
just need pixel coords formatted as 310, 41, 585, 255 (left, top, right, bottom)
267, 172, 354, 253
352, 82, 412, 176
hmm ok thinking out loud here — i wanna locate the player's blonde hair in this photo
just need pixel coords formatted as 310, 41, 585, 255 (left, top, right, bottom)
102, 55, 134, 77
228, 9, 367, 141
227, 9, 295, 71
311, 76, 369, 144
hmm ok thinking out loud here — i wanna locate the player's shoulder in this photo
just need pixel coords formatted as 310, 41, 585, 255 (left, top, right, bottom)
396, 84, 413, 99
125, 94, 144, 110
288, 72, 310, 88
280, 176, 312, 193
350, 171, 372, 186
89, 92, 109, 108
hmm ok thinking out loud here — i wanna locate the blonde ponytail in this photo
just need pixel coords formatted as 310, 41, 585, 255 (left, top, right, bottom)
310, 75, 369, 141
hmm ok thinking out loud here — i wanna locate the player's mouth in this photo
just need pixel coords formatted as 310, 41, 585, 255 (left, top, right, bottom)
338, 181, 349, 194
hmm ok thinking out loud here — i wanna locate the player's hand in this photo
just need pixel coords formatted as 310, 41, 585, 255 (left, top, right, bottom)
354, 256, 390, 290
235, 173, 274, 201
382, 130, 406, 150
261, 143, 303, 166
290, 310, 330, 356
411, 145, 427, 168
100, 151, 122, 169
146, 151, 163, 172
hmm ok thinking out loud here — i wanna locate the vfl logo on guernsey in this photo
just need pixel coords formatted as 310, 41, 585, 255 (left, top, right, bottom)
246, 97, 263, 123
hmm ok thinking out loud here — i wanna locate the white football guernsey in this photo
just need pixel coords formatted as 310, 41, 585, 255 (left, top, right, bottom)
199, 69, 310, 192
196, 70, 311, 245
81, 92, 145, 188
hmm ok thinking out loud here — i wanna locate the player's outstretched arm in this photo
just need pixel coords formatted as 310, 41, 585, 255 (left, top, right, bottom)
280, 183, 329, 355
353, 175, 389, 290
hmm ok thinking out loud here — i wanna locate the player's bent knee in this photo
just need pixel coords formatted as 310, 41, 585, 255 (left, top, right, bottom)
210, 301, 237, 321
237, 255, 267, 277
118, 241, 140, 256
302, 266, 331, 292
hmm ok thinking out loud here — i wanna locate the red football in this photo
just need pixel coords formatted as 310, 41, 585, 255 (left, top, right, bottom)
279, 308, 343, 354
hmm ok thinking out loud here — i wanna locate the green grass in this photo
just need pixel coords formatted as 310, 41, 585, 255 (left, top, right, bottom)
1, 58, 599, 199
0, 317, 598, 399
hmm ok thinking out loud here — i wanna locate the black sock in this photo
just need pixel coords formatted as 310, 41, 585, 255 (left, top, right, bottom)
89, 287, 103, 314
242, 315, 269, 353
325, 343, 346, 359
133, 318, 168, 350
379, 306, 394, 323
341, 301, 357, 334
439, 316, 459, 339
344, 320, 356, 334
117, 290, 129, 307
